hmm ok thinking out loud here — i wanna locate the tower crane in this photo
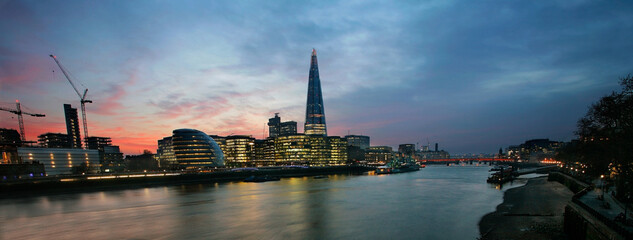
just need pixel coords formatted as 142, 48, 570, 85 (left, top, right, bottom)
49, 54, 92, 147
0, 100, 45, 141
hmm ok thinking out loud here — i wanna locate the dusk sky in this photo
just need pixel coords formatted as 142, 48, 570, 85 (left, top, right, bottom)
1, 0, 632, 155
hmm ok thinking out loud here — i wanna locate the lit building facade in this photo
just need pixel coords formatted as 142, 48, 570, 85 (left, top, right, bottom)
365, 146, 393, 164
64, 104, 82, 148
274, 134, 312, 165
328, 136, 347, 165
224, 135, 255, 168
273, 134, 346, 166
304, 49, 327, 136
172, 129, 225, 169
17, 147, 100, 175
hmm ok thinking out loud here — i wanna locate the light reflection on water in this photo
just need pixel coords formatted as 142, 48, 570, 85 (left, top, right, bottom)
1, 165, 529, 240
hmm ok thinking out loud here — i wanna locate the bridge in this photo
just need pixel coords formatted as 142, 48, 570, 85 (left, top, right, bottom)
418, 158, 515, 164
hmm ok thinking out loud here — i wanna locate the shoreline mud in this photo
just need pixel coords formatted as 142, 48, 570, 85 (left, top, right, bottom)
479, 176, 574, 240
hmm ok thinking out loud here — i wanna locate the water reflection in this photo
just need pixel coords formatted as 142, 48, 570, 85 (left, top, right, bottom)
1, 165, 527, 240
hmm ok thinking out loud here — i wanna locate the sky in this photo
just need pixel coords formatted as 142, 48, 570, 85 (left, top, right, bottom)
1, 0, 633, 155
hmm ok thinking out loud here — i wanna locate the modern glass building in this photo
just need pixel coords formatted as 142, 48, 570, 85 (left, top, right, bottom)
304, 49, 327, 136
172, 129, 225, 169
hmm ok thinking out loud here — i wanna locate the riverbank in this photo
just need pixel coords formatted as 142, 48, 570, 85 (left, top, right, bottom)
0, 166, 373, 199
479, 176, 574, 240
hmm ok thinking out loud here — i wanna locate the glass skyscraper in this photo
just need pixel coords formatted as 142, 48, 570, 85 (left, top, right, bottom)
304, 49, 327, 136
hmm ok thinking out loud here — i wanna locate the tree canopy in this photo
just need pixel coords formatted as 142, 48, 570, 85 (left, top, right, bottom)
561, 75, 633, 199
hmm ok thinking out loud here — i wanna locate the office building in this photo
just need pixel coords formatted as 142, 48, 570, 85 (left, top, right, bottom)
64, 104, 82, 148
304, 49, 327, 136
224, 135, 255, 168
157, 136, 177, 169
280, 121, 297, 136
328, 136, 347, 165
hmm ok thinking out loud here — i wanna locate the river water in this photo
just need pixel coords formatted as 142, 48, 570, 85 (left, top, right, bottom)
0, 165, 530, 239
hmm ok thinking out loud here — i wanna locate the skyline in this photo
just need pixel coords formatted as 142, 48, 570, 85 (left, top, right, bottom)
2, 1, 633, 155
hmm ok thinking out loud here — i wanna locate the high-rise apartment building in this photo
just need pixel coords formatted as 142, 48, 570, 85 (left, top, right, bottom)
37, 133, 71, 148
64, 104, 82, 148
304, 49, 327, 136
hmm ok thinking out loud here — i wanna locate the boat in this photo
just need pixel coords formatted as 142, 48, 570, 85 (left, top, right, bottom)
313, 175, 328, 179
375, 154, 420, 174
243, 175, 281, 182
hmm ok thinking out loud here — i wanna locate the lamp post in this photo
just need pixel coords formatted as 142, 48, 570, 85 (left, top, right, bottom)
601, 175, 605, 199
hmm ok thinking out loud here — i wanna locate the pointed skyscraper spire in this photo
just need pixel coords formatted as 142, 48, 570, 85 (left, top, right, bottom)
305, 48, 327, 136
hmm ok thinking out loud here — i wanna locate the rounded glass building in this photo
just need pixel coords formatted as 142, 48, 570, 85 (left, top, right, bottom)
172, 129, 225, 169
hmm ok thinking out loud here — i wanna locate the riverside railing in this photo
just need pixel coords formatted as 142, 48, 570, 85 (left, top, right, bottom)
571, 183, 633, 239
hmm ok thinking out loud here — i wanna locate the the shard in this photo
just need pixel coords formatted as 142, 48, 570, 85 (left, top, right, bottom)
304, 49, 327, 136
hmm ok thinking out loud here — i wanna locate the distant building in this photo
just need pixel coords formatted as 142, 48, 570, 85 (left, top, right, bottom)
102, 145, 124, 173
268, 113, 297, 137
507, 139, 562, 162
38, 133, 71, 148
345, 135, 370, 150
17, 147, 100, 175
398, 144, 415, 158
304, 49, 327, 136
171, 129, 224, 169
1, 128, 22, 164
365, 146, 393, 164
125, 150, 158, 171
64, 104, 82, 148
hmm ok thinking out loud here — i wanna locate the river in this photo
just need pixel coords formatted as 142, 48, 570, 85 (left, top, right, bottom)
0, 165, 530, 239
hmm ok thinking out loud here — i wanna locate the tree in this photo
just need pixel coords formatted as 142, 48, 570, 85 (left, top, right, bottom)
572, 75, 633, 199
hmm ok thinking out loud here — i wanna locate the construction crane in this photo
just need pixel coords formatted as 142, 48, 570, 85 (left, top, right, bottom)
49, 54, 92, 147
0, 100, 45, 141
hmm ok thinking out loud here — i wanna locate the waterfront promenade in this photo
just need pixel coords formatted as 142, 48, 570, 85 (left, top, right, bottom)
479, 177, 573, 240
